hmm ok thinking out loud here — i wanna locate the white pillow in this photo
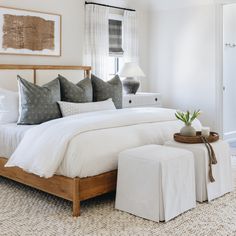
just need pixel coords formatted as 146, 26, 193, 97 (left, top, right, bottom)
0, 88, 19, 124
58, 99, 116, 117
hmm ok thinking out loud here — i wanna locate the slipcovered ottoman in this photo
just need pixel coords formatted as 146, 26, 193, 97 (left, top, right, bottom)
115, 145, 196, 222
165, 140, 233, 202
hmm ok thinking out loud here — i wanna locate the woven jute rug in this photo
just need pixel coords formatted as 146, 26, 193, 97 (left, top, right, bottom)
0, 158, 236, 236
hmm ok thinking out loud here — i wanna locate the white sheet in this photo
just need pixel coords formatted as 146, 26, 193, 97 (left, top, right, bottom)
0, 123, 33, 158
6, 108, 202, 178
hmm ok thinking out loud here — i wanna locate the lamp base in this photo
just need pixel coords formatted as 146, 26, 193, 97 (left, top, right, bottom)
122, 77, 140, 94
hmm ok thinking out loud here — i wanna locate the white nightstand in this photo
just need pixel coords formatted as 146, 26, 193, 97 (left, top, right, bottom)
123, 92, 162, 108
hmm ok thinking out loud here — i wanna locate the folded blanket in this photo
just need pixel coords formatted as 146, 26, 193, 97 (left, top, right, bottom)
5, 108, 181, 178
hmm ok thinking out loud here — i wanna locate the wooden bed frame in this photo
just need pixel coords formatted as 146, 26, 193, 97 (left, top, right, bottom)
0, 64, 118, 217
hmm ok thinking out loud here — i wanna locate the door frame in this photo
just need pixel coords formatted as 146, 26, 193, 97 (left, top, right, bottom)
215, 0, 236, 139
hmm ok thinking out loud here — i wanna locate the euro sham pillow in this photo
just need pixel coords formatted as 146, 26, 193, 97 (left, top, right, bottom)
17, 76, 61, 125
58, 99, 116, 117
58, 75, 93, 103
0, 88, 19, 124
91, 74, 123, 109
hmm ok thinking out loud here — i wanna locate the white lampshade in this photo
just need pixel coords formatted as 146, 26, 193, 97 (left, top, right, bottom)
118, 62, 145, 77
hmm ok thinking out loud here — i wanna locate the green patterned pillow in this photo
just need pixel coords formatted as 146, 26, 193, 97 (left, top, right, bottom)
91, 74, 123, 109
17, 76, 62, 125
58, 75, 93, 103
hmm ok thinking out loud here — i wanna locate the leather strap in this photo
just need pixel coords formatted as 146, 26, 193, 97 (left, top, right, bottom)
200, 136, 217, 183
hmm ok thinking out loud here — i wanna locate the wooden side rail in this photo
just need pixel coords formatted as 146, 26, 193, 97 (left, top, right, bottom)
0, 157, 117, 216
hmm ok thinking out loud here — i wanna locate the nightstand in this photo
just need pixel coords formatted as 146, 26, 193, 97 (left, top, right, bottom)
123, 92, 161, 108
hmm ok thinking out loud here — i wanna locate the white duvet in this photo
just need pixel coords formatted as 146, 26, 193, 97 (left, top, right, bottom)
5, 108, 201, 178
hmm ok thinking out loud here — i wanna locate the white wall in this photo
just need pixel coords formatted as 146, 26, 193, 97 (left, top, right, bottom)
148, 0, 214, 11
223, 4, 236, 138
2, 1, 220, 114
0, 0, 150, 91
148, 5, 217, 129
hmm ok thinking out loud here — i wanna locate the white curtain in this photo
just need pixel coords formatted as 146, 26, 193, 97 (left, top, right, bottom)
84, 5, 109, 79
123, 11, 139, 63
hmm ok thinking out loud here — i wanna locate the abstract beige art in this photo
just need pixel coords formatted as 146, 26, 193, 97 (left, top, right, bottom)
3, 14, 55, 51
0, 7, 61, 56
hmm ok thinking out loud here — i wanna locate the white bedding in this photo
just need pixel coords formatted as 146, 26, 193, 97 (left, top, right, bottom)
5, 108, 201, 178
0, 123, 33, 158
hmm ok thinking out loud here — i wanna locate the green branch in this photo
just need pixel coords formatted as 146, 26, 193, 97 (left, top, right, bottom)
175, 110, 201, 125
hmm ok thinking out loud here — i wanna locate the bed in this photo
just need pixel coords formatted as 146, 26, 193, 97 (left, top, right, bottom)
0, 64, 201, 217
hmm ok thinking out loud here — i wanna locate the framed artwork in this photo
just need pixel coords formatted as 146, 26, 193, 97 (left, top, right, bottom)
0, 6, 61, 56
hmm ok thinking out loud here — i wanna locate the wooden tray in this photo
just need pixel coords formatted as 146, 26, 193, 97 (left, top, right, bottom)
174, 131, 219, 144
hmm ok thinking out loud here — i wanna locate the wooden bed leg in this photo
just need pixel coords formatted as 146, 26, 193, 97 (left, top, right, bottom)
72, 177, 80, 217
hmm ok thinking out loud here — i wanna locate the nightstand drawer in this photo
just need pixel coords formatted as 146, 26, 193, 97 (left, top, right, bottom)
123, 93, 161, 108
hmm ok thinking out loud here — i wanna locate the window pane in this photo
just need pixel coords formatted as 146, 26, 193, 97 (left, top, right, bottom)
108, 57, 116, 76
118, 58, 124, 74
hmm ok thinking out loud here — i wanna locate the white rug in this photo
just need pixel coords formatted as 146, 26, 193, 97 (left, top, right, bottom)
0, 158, 236, 236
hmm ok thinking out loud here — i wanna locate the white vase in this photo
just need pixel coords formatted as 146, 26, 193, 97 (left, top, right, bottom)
180, 125, 196, 137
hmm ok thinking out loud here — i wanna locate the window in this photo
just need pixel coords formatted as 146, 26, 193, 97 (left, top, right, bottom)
108, 14, 124, 78
108, 57, 119, 76
108, 57, 124, 79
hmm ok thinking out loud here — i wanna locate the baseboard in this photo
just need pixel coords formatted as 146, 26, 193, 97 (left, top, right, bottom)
223, 130, 236, 142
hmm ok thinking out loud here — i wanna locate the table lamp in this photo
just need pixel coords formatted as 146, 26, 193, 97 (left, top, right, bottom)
118, 62, 145, 94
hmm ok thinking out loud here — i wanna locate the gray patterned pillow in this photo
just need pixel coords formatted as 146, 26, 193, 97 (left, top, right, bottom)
91, 74, 123, 109
17, 76, 62, 125
58, 75, 92, 103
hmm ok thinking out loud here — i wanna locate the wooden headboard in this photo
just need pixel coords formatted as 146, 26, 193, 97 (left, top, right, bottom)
0, 64, 91, 90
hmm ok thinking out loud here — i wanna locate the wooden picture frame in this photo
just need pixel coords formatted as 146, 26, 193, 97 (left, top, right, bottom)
0, 6, 61, 56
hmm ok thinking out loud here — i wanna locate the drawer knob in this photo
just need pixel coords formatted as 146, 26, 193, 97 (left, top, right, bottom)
155, 98, 158, 102
129, 100, 132, 104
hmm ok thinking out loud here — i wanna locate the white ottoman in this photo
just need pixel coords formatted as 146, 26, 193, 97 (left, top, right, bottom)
115, 145, 196, 222
165, 140, 233, 202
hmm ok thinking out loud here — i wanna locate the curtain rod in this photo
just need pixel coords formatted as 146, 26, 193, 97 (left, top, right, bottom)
85, 1, 136, 12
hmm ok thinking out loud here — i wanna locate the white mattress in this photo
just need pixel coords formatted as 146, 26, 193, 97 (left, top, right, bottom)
0, 123, 34, 158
